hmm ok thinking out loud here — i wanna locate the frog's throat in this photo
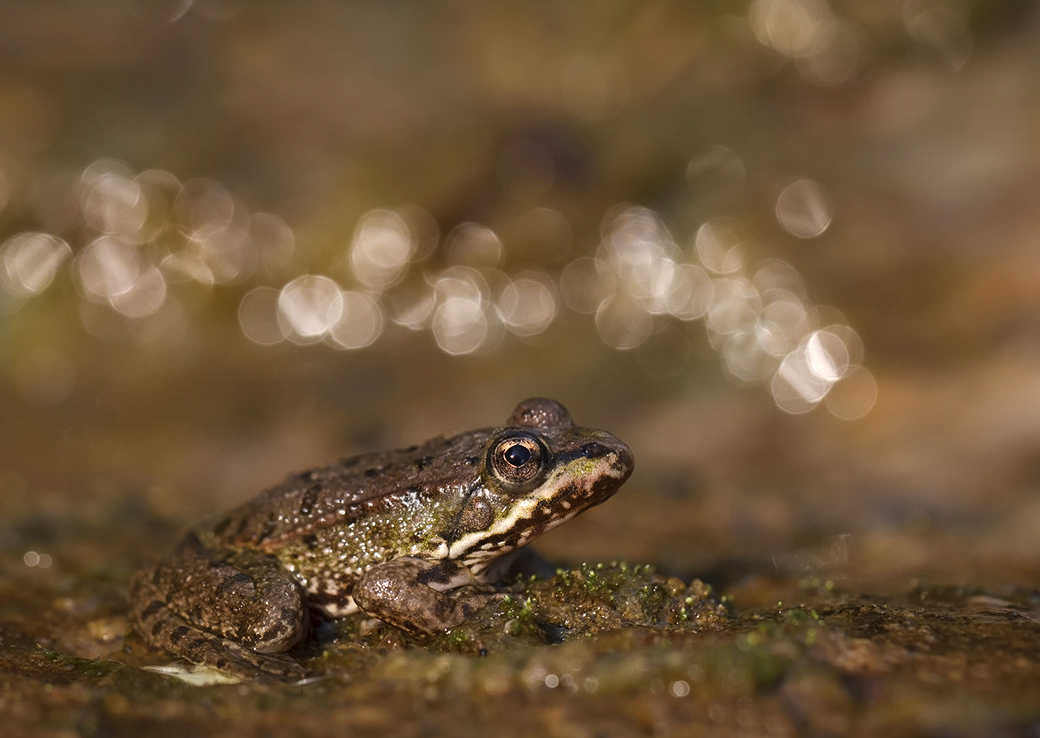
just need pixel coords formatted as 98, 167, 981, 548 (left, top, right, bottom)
448, 454, 624, 573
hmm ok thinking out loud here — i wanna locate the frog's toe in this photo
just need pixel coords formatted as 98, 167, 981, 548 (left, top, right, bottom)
219, 640, 312, 681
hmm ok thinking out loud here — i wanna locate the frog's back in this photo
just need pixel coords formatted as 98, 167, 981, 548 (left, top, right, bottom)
197, 429, 494, 549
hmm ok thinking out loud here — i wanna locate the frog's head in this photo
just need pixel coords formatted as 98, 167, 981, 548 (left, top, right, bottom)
449, 398, 633, 570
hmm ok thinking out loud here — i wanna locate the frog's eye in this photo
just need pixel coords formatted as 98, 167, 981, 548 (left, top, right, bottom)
488, 431, 550, 493
504, 444, 532, 467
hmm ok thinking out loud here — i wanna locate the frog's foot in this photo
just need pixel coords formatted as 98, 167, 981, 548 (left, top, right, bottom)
352, 557, 501, 635
130, 537, 310, 680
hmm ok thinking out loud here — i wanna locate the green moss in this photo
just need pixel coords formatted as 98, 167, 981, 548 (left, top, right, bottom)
35, 647, 123, 680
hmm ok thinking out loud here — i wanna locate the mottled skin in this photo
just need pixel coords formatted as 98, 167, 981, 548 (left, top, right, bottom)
130, 398, 634, 679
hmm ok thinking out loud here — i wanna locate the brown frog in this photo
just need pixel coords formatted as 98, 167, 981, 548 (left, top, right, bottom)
130, 398, 633, 678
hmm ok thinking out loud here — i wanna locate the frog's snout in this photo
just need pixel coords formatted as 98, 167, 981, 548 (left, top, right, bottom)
586, 431, 634, 482
610, 441, 634, 481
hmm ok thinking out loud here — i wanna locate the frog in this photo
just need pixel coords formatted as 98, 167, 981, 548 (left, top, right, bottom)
129, 398, 634, 679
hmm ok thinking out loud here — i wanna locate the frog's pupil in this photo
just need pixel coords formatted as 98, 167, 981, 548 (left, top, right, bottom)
504, 444, 532, 467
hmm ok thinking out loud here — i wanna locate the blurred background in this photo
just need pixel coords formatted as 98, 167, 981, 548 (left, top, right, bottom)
2, 0, 1039, 594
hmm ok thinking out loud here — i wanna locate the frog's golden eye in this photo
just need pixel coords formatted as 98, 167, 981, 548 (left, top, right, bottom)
487, 431, 550, 493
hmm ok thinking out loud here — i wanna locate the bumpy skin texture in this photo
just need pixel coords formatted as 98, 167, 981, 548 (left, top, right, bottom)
130, 398, 634, 679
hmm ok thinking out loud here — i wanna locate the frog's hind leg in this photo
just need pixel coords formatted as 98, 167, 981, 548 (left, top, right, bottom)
130, 583, 305, 680
130, 535, 309, 680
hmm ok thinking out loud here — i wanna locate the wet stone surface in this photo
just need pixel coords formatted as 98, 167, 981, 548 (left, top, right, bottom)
3, 518, 1039, 738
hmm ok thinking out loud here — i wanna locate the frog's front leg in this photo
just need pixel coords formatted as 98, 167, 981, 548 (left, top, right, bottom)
352, 557, 497, 634
130, 533, 308, 679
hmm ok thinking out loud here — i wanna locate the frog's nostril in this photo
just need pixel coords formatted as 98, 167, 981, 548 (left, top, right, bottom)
580, 442, 608, 458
